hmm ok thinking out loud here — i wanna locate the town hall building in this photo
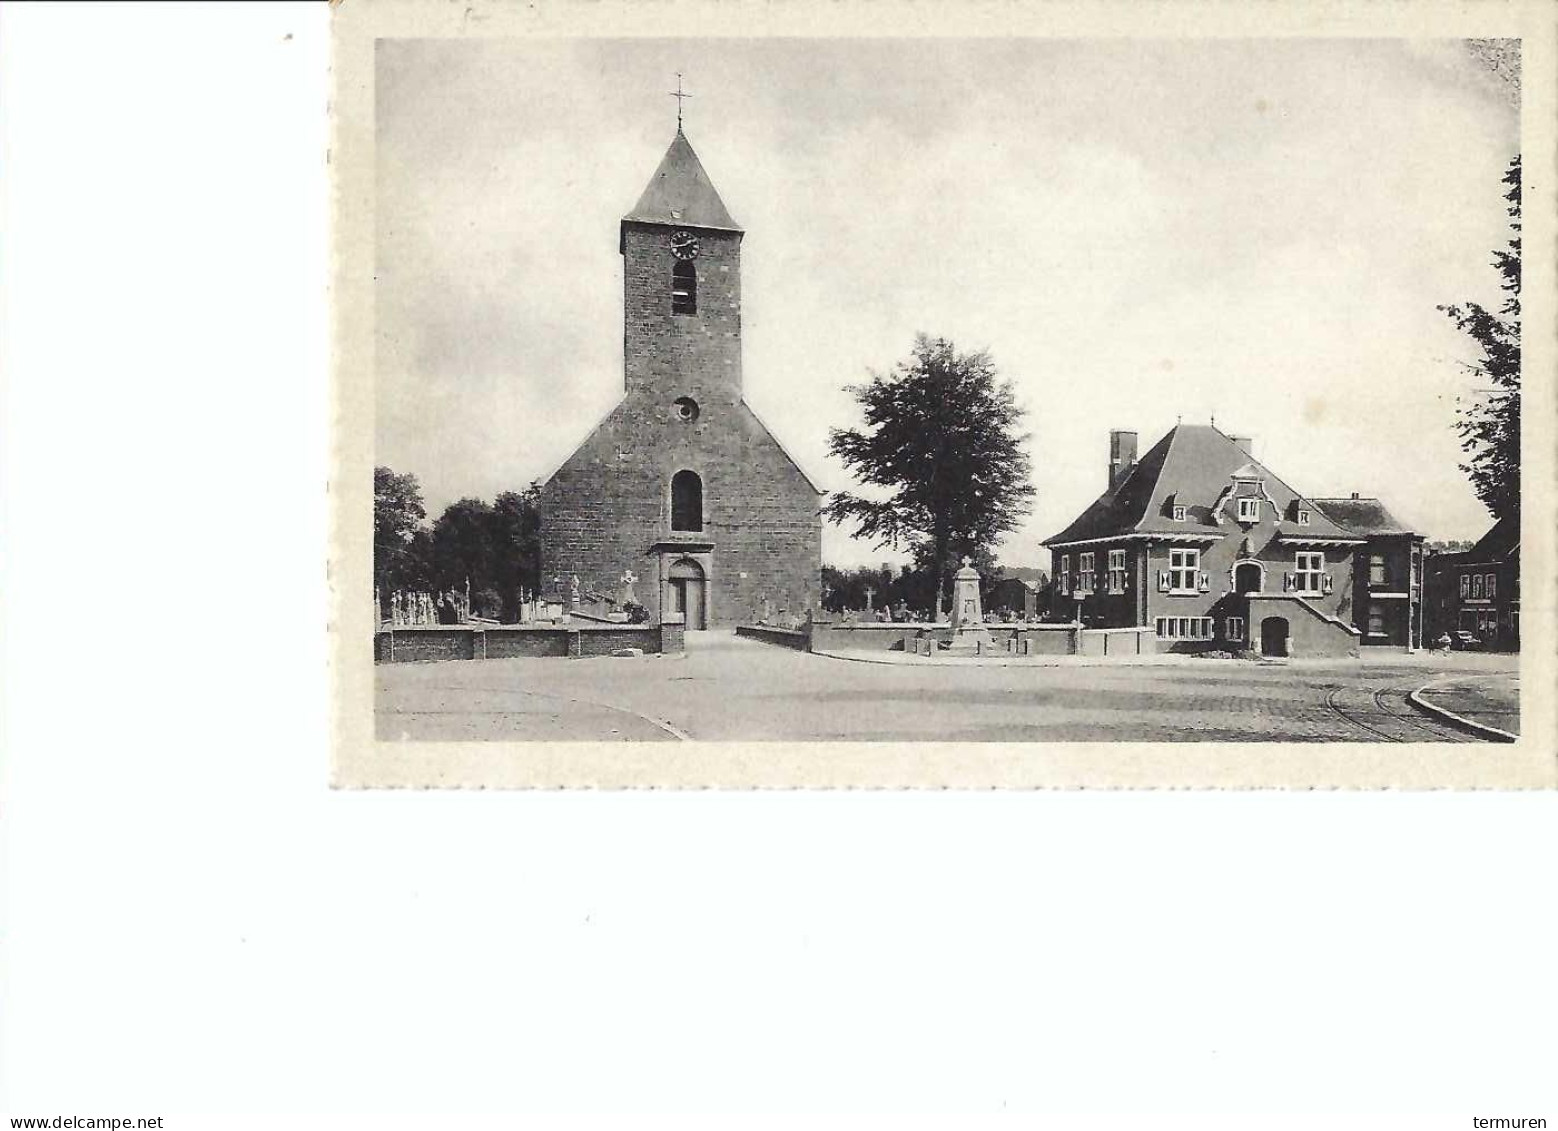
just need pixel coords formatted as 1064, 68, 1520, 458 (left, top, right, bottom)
535, 127, 823, 629
1043, 424, 1425, 657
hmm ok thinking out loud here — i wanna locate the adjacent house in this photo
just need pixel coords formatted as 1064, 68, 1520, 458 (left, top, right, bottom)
1425, 515, 1519, 651
1311, 495, 1425, 650
987, 574, 1045, 619
1043, 425, 1423, 657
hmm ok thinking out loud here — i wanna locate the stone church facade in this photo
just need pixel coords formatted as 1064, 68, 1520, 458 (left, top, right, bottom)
536, 128, 823, 628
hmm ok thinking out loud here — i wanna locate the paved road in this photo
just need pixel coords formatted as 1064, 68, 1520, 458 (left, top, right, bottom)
376, 630, 1519, 743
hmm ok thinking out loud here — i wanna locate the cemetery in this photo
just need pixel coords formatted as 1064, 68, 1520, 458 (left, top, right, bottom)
736, 557, 1158, 661
374, 553, 1160, 666
374, 570, 684, 663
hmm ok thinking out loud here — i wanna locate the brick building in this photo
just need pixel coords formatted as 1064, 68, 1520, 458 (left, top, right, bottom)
536, 128, 823, 629
987, 576, 1044, 619
1043, 424, 1423, 657
1424, 516, 1520, 650
1311, 496, 1425, 650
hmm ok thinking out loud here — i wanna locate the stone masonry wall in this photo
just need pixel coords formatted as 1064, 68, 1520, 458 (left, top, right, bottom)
537, 222, 821, 625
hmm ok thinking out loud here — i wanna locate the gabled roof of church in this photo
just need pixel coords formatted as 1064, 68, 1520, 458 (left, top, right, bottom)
623, 129, 742, 232
1043, 424, 1357, 546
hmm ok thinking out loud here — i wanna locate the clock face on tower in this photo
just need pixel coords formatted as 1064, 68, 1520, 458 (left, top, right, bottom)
669, 230, 700, 260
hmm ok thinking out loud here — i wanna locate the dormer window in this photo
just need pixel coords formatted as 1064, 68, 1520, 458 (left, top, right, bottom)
1172, 505, 1187, 522
671, 260, 697, 315
1297, 508, 1311, 526
1236, 497, 1261, 523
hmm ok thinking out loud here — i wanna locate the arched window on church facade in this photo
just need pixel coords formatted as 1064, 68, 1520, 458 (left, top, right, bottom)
671, 470, 703, 532
671, 260, 697, 315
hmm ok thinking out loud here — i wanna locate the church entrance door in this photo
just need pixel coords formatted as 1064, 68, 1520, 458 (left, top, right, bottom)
668, 558, 707, 631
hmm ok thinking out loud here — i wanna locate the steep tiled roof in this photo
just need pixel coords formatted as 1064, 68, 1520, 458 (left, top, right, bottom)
1042, 428, 1175, 545
1044, 424, 1357, 545
1311, 497, 1416, 536
622, 129, 741, 231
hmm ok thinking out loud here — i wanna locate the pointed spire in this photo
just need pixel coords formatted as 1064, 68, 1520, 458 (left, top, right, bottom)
623, 130, 741, 232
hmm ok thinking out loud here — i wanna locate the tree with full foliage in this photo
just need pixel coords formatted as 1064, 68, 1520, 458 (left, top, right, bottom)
430, 497, 498, 602
429, 488, 544, 620
373, 466, 432, 594
1441, 155, 1521, 522
489, 488, 544, 619
375, 467, 544, 621
824, 334, 1034, 609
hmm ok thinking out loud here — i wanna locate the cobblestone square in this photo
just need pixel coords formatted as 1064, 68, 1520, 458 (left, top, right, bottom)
376, 630, 1520, 744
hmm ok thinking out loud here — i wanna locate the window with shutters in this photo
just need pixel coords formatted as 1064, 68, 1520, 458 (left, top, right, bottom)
1294, 551, 1324, 594
1106, 549, 1127, 593
1168, 548, 1199, 594
1236, 497, 1261, 522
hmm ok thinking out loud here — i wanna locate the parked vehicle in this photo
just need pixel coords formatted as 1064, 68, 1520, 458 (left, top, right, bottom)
1453, 630, 1482, 651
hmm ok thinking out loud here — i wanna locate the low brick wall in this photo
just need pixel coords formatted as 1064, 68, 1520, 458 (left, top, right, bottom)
991, 625, 1080, 655
735, 624, 810, 650
374, 628, 477, 663
808, 621, 926, 652
1077, 626, 1157, 656
737, 618, 1160, 660
374, 622, 681, 663
484, 629, 571, 659
808, 621, 1103, 656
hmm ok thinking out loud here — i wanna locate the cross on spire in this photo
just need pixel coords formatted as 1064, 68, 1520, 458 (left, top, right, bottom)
669, 72, 692, 130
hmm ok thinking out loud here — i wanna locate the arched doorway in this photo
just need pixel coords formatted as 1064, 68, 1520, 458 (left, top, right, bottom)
667, 557, 707, 631
1260, 616, 1289, 657
1234, 561, 1264, 594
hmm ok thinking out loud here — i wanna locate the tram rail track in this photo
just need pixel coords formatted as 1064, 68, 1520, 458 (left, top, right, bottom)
1323, 685, 1485, 743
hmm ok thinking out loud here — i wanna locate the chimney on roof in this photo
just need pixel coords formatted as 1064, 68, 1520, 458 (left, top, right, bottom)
1229, 434, 1253, 456
1351, 491, 1359, 499
1109, 430, 1138, 491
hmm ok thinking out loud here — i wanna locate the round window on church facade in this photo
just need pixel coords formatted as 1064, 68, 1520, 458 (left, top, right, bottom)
673, 397, 700, 422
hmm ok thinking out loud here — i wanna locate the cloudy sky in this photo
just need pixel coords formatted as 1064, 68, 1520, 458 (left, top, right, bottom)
375, 37, 1518, 567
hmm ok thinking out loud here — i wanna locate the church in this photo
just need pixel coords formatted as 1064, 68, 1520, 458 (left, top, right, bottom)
535, 126, 823, 629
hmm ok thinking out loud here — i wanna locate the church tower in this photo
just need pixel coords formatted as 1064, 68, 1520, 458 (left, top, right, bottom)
536, 125, 822, 629
620, 129, 745, 404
